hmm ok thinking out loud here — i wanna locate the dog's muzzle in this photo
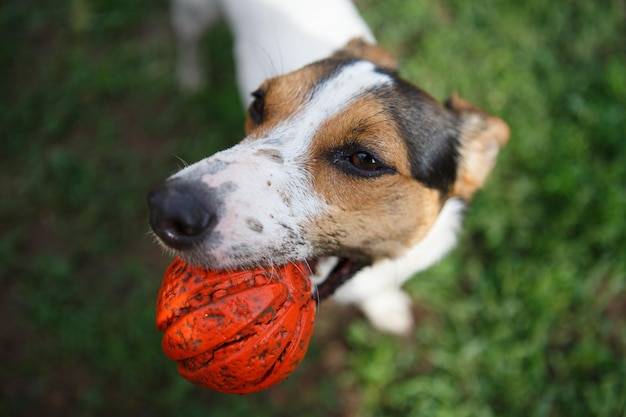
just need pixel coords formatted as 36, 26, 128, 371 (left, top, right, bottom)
147, 181, 369, 301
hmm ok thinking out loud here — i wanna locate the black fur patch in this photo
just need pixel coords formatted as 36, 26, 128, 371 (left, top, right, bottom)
375, 78, 460, 194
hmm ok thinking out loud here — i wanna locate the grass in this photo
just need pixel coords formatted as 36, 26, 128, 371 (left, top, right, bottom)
1, 0, 625, 416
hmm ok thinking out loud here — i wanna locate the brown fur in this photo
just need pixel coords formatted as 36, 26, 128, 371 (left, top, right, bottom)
447, 94, 510, 200
245, 63, 340, 135
332, 38, 398, 72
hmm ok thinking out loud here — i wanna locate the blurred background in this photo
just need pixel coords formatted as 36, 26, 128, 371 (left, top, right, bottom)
1, 0, 625, 416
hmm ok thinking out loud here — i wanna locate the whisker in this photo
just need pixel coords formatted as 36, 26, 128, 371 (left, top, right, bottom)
171, 154, 190, 170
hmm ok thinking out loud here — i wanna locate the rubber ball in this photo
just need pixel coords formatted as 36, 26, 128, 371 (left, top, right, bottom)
156, 257, 316, 394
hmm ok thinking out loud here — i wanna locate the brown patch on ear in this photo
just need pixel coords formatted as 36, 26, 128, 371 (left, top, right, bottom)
332, 38, 398, 72
447, 94, 510, 201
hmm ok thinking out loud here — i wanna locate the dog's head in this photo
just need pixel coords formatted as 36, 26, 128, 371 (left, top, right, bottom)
148, 39, 509, 273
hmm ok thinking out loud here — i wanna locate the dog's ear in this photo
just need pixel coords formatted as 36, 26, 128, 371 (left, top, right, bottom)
333, 38, 398, 72
446, 94, 510, 200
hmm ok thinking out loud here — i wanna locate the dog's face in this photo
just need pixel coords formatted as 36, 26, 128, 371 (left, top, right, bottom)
148, 40, 509, 272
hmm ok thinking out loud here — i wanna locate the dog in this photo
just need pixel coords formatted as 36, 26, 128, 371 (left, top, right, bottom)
150, 0, 510, 335
171, 0, 375, 104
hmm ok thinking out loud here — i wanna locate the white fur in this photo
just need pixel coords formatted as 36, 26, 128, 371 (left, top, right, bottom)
172, 0, 374, 103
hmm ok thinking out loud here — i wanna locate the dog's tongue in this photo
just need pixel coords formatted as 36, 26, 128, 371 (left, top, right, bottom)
156, 258, 316, 394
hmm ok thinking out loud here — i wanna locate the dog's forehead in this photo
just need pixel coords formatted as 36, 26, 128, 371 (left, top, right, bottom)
171, 62, 394, 182
304, 60, 394, 112
249, 60, 394, 136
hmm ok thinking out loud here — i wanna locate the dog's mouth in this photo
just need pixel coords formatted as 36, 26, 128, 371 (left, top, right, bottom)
308, 257, 369, 302
147, 182, 370, 297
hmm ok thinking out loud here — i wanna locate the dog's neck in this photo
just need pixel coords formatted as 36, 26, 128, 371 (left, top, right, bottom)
218, 0, 375, 104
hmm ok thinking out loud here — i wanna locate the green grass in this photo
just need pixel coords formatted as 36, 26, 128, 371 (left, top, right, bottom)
1, 0, 625, 416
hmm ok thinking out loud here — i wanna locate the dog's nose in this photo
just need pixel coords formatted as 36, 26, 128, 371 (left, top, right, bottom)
147, 182, 215, 250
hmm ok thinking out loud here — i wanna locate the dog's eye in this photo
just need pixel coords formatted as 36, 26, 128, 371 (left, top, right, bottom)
350, 151, 382, 171
331, 145, 395, 178
249, 89, 265, 125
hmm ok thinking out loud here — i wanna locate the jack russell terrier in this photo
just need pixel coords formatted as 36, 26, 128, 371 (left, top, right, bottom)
149, 0, 510, 335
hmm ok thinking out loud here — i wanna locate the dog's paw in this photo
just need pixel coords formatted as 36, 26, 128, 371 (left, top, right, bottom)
358, 289, 414, 336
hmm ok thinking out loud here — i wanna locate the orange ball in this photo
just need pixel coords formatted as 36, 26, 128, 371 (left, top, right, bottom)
156, 257, 316, 394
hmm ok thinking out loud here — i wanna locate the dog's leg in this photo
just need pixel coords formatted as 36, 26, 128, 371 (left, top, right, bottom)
171, 0, 222, 90
359, 289, 415, 336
